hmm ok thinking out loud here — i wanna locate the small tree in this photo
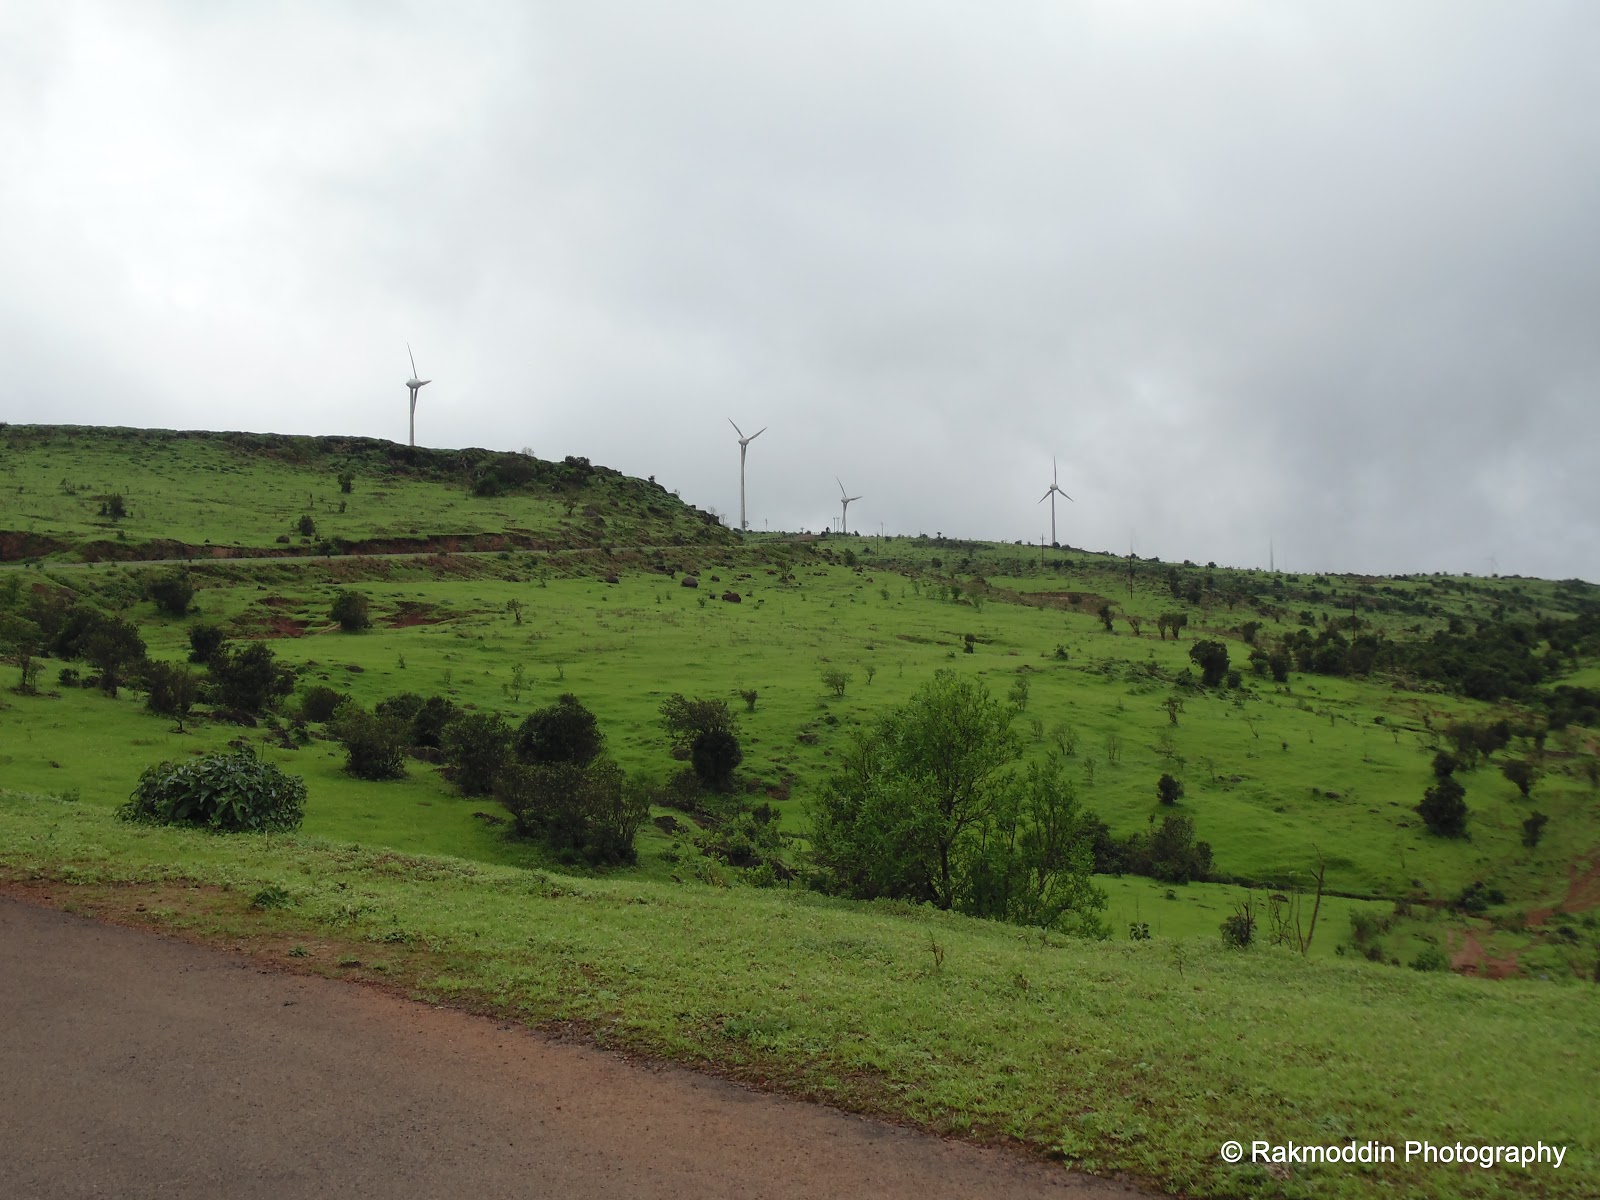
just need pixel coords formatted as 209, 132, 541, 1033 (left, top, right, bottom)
1417, 775, 1469, 838
1521, 811, 1548, 849
691, 728, 743, 793
83, 617, 147, 697
144, 661, 200, 731
516, 694, 604, 766
1097, 604, 1116, 633
148, 574, 195, 617
330, 590, 371, 632
187, 623, 227, 665
821, 668, 851, 697
1008, 676, 1030, 711
208, 642, 295, 714
441, 712, 513, 796
296, 513, 316, 537
330, 703, 409, 780
1500, 758, 1537, 799
0, 613, 43, 695
337, 471, 355, 494
1188, 640, 1230, 687
1157, 773, 1184, 806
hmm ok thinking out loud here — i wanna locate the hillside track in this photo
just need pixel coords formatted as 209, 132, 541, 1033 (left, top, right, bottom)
0, 898, 1154, 1200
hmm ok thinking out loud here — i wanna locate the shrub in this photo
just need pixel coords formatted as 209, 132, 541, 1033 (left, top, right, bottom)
1188, 640, 1230, 687
1417, 775, 1469, 838
821, 668, 850, 697
330, 590, 371, 632
1156, 773, 1184, 806
209, 642, 295, 713
330, 703, 408, 780
691, 728, 743, 793
515, 693, 604, 766
119, 751, 305, 832
148, 575, 195, 617
143, 661, 200, 729
296, 514, 316, 537
376, 692, 426, 723
187, 623, 227, 664
1409, 945, 1450, 972
1522, 811, 1549, 849
495, 758, 649, 865
409, 695, 460, 748
298, 685, 350, 723
441, 712, 513, 796
1500, 758, 1537, 798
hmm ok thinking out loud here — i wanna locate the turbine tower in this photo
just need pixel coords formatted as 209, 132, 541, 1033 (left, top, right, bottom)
728, 418, 766, 531
404, 344, 431, 448
1038, 457, 1073, 546
836, 477, 862, 534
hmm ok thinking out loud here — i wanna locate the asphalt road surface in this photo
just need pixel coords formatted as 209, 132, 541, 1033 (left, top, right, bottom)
0, 899, 1152, 1199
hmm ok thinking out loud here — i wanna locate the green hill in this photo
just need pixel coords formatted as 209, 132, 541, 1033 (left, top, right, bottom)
2, 422, 1599, 1199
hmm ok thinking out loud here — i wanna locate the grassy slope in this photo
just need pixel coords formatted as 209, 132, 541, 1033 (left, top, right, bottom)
0, 424, 730, 556
2, 790, 1594, 1200
3, 425, 1599, 1197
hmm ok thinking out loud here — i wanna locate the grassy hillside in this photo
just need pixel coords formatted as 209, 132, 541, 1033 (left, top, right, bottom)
2, 423, 1599, 1198
0, 424, 733, 560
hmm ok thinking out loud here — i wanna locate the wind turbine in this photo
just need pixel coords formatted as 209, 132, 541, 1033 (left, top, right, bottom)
404, 344, 431, 448
836, 477, 862, 534
728, 418, 766, 531
1038, 457, 1073, 546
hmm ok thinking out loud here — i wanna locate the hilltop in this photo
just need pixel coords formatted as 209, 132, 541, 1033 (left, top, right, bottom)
0, 424, 734, 562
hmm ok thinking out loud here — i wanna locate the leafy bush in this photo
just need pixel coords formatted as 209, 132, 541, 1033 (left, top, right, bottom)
330, 590, 371, 632
691, 728, 743, 793
1188, 640, 1230, 687
495, 757, 649, 865
1522, 811, 1549, 849
187, 623, 227, 664
441, 712, 514, 796
1409, 945, 1450, 972
143, 661, 200, 728
296, 514, 316, 537
516, 694, 604, 766
409, 695, 460, 749
148, 574, 195, 617
119, 751, 305, 832
1417, 775, 1469, 838
209, 642, 295, 713
298, 685, 350, 723
329, 703, 408, 780
1156, 773, 1184, 806
821, 668, 850, 697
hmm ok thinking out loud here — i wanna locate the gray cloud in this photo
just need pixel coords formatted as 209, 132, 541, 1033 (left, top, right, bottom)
3, 1, 1597, 579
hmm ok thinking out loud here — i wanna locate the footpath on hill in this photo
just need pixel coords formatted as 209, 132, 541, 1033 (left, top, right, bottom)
0, 898, 1153, 1200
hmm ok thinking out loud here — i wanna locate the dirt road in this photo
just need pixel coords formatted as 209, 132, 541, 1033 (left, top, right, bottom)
0, 899, 1150, 1199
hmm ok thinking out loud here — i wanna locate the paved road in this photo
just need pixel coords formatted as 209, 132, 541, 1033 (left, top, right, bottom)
0, 899, 1150, 1200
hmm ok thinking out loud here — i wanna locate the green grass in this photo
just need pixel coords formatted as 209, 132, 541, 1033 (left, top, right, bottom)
1, 788, 1593, 1200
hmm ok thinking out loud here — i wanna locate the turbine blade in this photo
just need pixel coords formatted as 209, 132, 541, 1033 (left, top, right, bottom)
728, 418, 744, 438
408, 343, 418, 376
1039, 490, 1051, 503
750, 426, 766, 441
419, 380, 431, 387
837, 477, 846, 497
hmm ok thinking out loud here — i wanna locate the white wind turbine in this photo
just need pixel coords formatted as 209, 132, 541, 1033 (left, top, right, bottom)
836, 477, 862, 534
1039, 457, 1073, 546
728, 418, 766, 531
404, 344, 431, 447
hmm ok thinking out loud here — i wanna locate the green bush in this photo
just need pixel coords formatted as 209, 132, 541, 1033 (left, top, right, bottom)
119, 751, 306, 832
516, 693, 604, 766
330, 590, 371, 632
441, 712, 513, 796
330, 702, 409, 780
298, 685, 350, 723
148, 574, 195, 617
1409, 944, 1450, 972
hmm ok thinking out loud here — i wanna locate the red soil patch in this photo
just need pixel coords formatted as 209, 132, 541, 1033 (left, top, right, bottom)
1447, 927, 1521, 979
1526, 846, 1600, 926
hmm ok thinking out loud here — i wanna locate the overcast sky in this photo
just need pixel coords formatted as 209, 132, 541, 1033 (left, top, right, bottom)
3, 2, 1597, 580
